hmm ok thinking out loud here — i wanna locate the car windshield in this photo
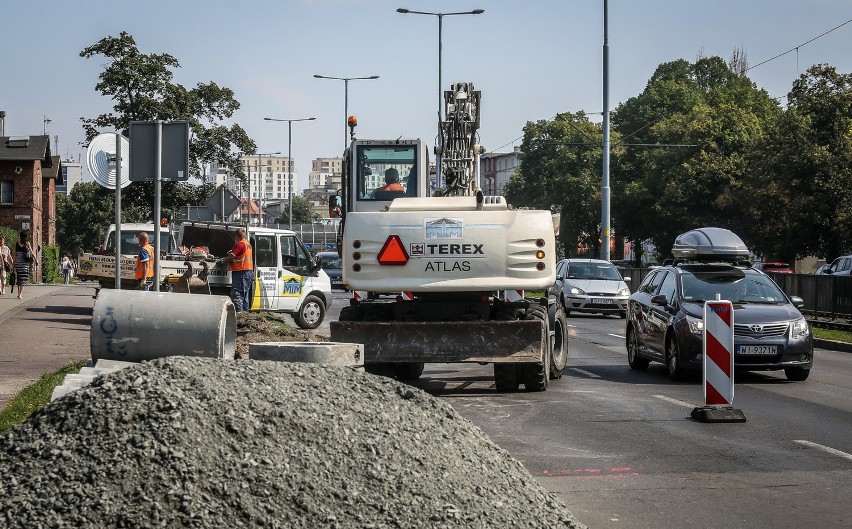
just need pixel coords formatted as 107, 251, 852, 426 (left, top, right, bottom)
566, 262, 622, 281
319, 255, 341, 269
680, 271, 787, 304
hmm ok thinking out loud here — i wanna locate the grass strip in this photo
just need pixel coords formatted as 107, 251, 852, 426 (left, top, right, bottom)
0, 359, 88, 433
812, 327, 852, 343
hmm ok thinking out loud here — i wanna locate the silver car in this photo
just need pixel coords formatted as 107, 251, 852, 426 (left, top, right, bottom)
551, 259, 631, 318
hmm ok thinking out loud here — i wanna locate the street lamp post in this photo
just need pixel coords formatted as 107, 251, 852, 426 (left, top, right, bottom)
263, 117, 316, 229
397, 7, 484, 188
314, 74, 380, 151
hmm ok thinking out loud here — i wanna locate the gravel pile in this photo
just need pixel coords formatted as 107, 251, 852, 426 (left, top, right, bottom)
0, 357, 585, 528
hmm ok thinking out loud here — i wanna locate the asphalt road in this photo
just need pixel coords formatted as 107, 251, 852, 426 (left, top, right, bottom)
408, 313, 852, 529
3, 288, 850, 528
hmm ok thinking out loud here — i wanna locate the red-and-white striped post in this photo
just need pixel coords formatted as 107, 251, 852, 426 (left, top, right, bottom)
504, 289, 524, 302
693, 299, 745, 422
704, 300, 734, 405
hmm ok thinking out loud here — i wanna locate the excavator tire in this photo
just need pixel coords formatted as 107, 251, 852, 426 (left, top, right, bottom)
493, 364, 520, 392
548, 302, 569, 379
522, 305, 550, 392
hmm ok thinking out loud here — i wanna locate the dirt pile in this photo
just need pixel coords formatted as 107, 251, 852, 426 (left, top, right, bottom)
235, 312, 325, 358
0, 357, 585, 528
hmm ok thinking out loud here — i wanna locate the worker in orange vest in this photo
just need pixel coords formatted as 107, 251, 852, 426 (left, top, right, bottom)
135, 232, 155, 291
217, 228, 254, 312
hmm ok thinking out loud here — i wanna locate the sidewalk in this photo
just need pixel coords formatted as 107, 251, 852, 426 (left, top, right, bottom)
0, 283, 97, 410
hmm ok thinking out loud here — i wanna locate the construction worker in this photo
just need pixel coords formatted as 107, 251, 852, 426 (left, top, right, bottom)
217, 228, 254, 312
135, 232, 155, 291
374, 168, 405, 194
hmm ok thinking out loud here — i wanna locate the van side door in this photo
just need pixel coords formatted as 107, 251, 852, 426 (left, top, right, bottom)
252, 234, 280, 310
278, 234, 312, 312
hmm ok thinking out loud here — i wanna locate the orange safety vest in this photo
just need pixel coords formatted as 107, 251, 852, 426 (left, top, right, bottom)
135, 244, 155, 279
229, 243, 254, 272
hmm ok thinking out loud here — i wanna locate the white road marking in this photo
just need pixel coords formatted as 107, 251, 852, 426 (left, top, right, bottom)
652, 394, 697, 409
571, 368, 601, 379
794, 440, 852, 462
608, 333, 625, 339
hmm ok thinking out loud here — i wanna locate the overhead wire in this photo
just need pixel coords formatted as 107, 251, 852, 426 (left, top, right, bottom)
746, 18, 852, 72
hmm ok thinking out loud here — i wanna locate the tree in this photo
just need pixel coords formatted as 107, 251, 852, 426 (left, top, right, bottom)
505, 112, 609, 257
78, 32, 256, 220
56, 182, 148, 255
611, 56, 779, 259
743, 64, 852, 262
275, 197, 321, 225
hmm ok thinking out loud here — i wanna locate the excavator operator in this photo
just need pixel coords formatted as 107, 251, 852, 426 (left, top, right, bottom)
374, 168, 404, 194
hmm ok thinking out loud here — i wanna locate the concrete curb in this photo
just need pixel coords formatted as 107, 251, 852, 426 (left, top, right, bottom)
814, 338, 852, 354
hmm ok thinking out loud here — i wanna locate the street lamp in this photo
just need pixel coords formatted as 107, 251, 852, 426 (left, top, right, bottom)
314, 74, 380, 151
397, 7, 484, 188
263, 117, 316, 229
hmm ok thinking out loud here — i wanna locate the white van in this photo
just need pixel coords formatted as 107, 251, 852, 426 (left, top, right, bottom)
164, 222, 333, 329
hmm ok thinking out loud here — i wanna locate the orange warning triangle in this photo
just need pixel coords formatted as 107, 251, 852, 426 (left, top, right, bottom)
377, 235, 409, 265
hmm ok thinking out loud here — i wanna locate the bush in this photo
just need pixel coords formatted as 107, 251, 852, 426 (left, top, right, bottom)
43, 245, 60, 283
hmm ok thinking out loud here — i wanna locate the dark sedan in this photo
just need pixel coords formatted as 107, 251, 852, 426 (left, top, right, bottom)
317, 251, 345, 290
626, 262, 813, 381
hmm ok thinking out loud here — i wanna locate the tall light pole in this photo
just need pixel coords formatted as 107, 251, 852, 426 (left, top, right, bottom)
601, 0, 611, 261
264, 117, 316, 229
397, 7, 484, 188
314, 74, 379, 151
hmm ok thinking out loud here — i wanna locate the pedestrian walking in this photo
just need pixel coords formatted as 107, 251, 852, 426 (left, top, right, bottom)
13, 230, 34, 300
61, 255, 74, 284
216, 228, 254, 312
0, 236, 11, 295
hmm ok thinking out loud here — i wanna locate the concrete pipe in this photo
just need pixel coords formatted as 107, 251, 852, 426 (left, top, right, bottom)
249, 342, 364, 367
91, 289, 236, 362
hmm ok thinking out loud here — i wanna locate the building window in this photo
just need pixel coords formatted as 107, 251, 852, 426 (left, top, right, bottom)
0, 181, 13, 205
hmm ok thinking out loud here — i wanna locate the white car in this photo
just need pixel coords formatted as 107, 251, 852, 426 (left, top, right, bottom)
550, 258, 631, 318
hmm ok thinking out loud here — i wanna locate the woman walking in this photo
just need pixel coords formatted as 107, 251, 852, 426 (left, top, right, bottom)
13, 230, 33, 300
0, 236, 11, 295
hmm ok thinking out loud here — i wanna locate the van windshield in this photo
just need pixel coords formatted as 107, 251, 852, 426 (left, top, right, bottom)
107, 231, 175, 255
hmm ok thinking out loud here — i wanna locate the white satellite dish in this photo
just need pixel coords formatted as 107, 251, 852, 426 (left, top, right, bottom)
87, 133, 131, 189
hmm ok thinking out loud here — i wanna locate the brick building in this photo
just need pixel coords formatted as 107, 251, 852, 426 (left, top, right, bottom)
0, 135, 61, 281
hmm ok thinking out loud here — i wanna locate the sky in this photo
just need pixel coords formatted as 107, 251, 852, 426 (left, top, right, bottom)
1, 0, 851, 194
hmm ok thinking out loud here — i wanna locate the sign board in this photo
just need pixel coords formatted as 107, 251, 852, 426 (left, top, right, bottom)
129, 121, 190, 181
14, 215, 30, 220
180, 205, 215, 222
206, 185, 241, 219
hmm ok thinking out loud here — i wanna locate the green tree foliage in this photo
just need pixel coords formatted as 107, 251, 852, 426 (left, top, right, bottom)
505, 112, 609, 257
275, 197, 321, 226
742, 64, 852, 262
77, 32, 256, 219
611, 56, 779, 258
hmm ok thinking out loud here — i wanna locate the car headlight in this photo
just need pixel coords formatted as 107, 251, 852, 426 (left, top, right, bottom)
791, 318, 810, 339
570, 286, 586, 295
686, 314, 704, 335
617, 287, 630, 297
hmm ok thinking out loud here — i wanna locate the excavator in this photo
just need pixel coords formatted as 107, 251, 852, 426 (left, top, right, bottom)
329, 82, 568, 391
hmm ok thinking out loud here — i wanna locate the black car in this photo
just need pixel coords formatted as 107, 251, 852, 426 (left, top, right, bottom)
625, 228, 813, 381
317, 251, 345, 290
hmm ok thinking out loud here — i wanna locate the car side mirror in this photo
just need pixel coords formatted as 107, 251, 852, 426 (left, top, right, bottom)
790, 295, 805, 308
623, 276, 631, 283
651, 294, 668, 307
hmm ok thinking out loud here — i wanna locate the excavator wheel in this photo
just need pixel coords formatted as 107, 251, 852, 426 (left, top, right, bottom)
548, 302, 569, 379
521, 305, 550, 391
493, 363, 520, 392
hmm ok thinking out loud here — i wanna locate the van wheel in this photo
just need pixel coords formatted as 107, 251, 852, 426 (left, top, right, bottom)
293, 295, 325, 329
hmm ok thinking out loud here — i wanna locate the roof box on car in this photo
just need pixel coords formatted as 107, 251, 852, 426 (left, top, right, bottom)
671, 227, 749, 262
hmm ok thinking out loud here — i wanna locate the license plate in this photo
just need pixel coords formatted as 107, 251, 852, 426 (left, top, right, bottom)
736, 345, 777, 355
590, 298, 613, 304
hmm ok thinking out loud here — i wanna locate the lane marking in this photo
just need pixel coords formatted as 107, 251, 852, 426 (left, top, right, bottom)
652, 394, 697, 409
571, 368, 601, 379
608, 333, 625, 339
794, 440, 852, 462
